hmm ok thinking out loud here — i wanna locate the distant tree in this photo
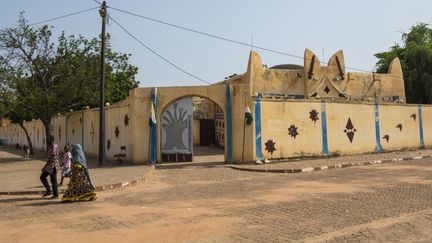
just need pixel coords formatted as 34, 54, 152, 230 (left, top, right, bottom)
375, 23, 432, 103
0, 58, 36, 153
0, 13, 138, 149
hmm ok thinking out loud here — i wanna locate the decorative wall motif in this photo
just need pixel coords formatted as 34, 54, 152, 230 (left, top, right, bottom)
163, 103, 188, 150
72, 129, 75, 135
214, 106, 225, 148
303, 49, 405, 102
124, 115, 129, 126
396, 124, 402, 131
115, 126, 120, 138
343, 118, 357, 143
410, 114, 416, 121
309, 109, 319, 123
382, 135, 390, 143
58, 126, 62, 141
288, 125, 299, 138
265, 139, 276, 154
161, 97, 193, 155
90, 122, 95, 144
106, 139, 111, 150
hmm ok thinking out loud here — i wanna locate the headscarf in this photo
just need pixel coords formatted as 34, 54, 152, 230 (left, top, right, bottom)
71, 144, 87, 168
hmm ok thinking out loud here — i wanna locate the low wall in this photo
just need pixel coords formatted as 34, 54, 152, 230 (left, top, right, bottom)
0, 104, 131, 162
257, 99, 429, 160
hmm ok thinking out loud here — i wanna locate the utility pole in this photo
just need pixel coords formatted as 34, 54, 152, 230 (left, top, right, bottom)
98, 1, 107, 166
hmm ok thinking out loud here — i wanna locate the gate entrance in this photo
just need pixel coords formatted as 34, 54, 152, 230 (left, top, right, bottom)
161, 96, 225, 163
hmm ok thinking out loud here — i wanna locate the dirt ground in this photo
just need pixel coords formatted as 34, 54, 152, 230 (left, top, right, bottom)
1, 150, 432, 242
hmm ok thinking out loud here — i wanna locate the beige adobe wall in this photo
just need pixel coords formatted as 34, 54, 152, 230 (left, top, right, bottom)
260, 100, 322, 159
326, 102, 376, 154
243, 51, 304, 96
423, 106, 432, 146
257, 100, 430, 160
0, 103, 131, 162
231, 84, 255, 163
379, 104, 420, 150
128, 87, 152, 164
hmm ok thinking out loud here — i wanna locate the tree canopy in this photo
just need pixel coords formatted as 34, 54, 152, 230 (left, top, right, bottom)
0, 13, 139, 148
375, 23, 432, 103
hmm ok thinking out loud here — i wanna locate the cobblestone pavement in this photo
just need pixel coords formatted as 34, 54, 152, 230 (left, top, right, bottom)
0, 146, 152, 193
0, 156, 432, 242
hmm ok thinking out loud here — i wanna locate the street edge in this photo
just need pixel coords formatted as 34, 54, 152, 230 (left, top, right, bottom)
229, 155, 431, 173
0, 165, 155, 196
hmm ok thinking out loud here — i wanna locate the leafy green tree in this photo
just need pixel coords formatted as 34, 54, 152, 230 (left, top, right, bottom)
0, 14, 138, 149
375, 23, 432, 103
0, 58, 36, 153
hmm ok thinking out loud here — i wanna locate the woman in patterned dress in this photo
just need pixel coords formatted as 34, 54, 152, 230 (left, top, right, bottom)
62, 144, 97, 202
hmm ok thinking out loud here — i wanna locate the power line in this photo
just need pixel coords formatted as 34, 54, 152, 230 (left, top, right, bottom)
108, 6, 416, 83
29, 7, 99, 26
108, 16, 211, 85
108, 6, 373, 73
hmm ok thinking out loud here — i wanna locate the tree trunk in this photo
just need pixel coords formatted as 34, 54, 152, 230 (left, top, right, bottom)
18, 122, 34, 155
41, 116, 53, 154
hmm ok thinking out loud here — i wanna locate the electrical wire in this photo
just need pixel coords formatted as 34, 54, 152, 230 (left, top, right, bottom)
29, 7, 99, 26
108, 6, 417, 84
17, 3, 410, 84
108, 16, 211, 85
107, 6, 374, 73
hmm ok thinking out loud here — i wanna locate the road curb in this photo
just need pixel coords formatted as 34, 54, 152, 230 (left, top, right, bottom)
229, 155, 431, 174
0, 166, 155, 196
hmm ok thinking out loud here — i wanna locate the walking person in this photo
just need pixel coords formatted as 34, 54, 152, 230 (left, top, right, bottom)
59, 145, 72, 186
40, 135, 59, 199
62, 144, 97, 202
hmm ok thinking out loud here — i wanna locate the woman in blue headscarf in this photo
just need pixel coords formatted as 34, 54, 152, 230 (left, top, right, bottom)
62, 144, 97, 202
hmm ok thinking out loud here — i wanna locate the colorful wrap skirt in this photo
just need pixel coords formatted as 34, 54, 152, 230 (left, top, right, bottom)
62, 162, 96, 202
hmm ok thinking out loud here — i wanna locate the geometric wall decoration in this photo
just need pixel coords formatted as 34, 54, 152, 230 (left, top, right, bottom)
309, 109, 319, 123
396, 124, 403, 131
343, 118, 357, 143
106, 138, 111, 150
124, 114, 129, 126
410, 114, 416, 121
115, 126, 120, 138
382, 134, 390, 143
90, 122, 95, 144
265, 139, 277, 154
288, 124, 299, 138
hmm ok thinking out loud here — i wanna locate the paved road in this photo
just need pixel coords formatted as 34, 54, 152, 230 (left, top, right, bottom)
0, 146, 152, 193
0, 158, 431, 242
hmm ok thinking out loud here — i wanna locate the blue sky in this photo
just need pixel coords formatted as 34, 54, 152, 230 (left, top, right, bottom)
1, 0, 432, 87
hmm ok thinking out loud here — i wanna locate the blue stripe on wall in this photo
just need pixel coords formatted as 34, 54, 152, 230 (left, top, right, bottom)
226, 85, 233, 163
321, 100, 330, 156
150, 87, 158, 164
418, 104, 425, 148
374, 99, 383, 152
254, 95, 263, 160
